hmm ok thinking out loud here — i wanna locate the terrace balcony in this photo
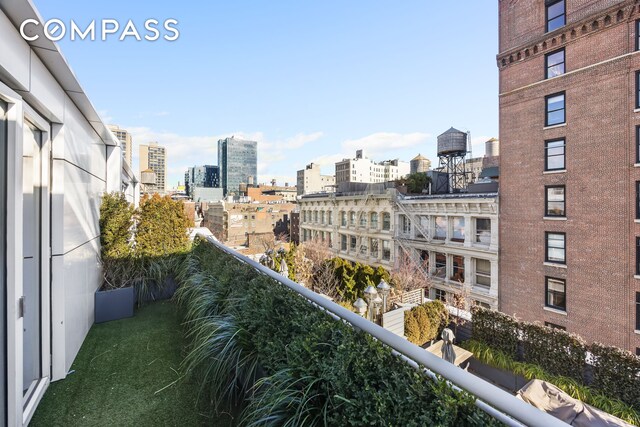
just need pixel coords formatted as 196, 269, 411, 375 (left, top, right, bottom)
29, 236, 563, 427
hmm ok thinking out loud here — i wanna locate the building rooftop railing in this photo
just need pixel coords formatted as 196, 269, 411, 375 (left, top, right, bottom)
200, 235, 564, 427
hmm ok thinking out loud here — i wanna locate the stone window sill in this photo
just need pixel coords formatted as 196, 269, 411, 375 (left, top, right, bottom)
543, 262, 567, 269
544, 306, 567, 316
543, 123, 566, 130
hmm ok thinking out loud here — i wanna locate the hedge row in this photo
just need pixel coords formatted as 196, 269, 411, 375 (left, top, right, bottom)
471, 307, 640, 410
174, 239, 499, 426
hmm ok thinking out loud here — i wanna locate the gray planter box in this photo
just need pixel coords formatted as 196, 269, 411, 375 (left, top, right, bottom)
95, 286, 135, 324
136, 277, 179, 304
468, 358, 528, 392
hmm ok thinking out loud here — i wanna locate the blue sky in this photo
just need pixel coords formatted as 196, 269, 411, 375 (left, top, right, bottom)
34, 1, 499, 187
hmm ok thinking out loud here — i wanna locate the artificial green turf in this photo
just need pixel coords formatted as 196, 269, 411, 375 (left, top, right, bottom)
30, 301, 231, 427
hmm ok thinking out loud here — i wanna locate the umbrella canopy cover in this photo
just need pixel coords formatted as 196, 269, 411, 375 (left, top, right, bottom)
441, 328, 456, 364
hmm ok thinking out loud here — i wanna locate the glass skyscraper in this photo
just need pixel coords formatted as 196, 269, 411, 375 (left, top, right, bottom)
218, 137, 258, 196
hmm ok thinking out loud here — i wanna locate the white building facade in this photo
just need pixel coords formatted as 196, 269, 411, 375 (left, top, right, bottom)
395, 193, 499, 309
335, 150, 409, 185
0, 4, 134, 425
298, 189, 396, 270
296, 163, 335, 195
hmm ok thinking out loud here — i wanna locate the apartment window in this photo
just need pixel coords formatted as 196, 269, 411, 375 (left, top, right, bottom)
370, 238, 379, 258
370, 212, 378, 229
417, 215, 429, 239
637, 182, 640, 220
635, 292, 640, 331
637, 20, 640, 51
475, 259, 491, 288
636, 348, 640, 356
320, 210, 325, 224
349, 235, 357, 252
545, 139, 565, 171
327, 212, 332, 225
545, 49, 565, 78
359, 213, 367, 228
637, 71, 640, 109
451, 255, 465, 283
546, 277, 566, 311
313, 211, 318, 223
475, 218, 491, 244
340, 234, 347, 251
382, 240, 391, 261
382, 212, 391, 231
349, 211, 356, 226
434, 253, 446, 279
341, 211, 347, 227
546, 232, 566, 264
546, 0, 565, 32
545, 186, 566, 217
434, 288, 446, 302
401, 215, 411, 235
434, 216, 447, 240
452, 217, 465, 243
637, 237, 640, 275
545, 322, 566, 331
545, 92, 565, 126
637, 126, 640, 164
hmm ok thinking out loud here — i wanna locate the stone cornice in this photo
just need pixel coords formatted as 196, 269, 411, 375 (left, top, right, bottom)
497, 1, 638, 70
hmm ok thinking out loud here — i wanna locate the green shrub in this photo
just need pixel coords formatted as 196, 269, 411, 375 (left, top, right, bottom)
404, 311, 421, 345
471, 307, 640, 412
589, 342, 640, 411
465, 340, 640, 426
136, 194, 191, 257
176, 239, 498, 426
99, 192, 134, 259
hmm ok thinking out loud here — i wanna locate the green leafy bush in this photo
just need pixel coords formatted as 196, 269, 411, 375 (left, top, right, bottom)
471, 307, 640, 413
589, 342, 640, 411
100, 192, 134, 259
465, 340, 640, 425
136, 194, 191, 257
520, 322, 585, 382
471, 307, 519, 360
176, 239, 498, 426
404, 301, 450, 346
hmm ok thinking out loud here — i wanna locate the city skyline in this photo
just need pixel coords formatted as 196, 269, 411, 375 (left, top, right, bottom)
33, 0, 499, 187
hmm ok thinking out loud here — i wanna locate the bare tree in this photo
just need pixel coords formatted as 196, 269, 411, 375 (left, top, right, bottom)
299, 238, 342, 299
390, 251, 431, 301
446, 280, 472, 336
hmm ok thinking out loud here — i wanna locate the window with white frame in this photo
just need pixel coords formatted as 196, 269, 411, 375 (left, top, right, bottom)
452, 217, 465, 243
341, 211, 347, 227
349, 211, 356, 226
475, 259, 491, 288
475, 218, 491, 244
382, 240, 391, 260
370, 212, 378, 229
434, 216, 447, 240
370, 238, 379, 257
434, 252, 446, 278
382, 212, 391, 230
340, 234, 347, 251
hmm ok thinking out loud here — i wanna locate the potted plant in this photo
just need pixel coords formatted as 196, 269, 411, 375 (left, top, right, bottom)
95, 192, 136, 323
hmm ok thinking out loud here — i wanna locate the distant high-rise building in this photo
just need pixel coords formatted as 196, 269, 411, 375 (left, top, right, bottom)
186, 165, 220, 197
296, 163, 335, 195
218, 136, 257, 196
108, 125, 133, 166
335, 150, 409, 185
410, 154, 431, 174
139, 142, 167, 194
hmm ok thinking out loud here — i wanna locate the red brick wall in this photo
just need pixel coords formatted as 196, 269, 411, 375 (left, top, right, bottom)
499, 0, 640, 351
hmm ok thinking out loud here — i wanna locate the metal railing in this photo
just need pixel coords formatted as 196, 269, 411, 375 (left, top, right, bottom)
200, 235, 565, 427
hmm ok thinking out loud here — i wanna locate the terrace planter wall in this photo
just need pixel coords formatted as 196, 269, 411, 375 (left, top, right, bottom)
95, 286, 135, 323
468, 358, 528, 392
136, 277, 179, 304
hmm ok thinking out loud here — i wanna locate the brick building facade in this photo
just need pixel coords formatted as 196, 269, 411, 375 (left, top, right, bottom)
498, 0, 640, 352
